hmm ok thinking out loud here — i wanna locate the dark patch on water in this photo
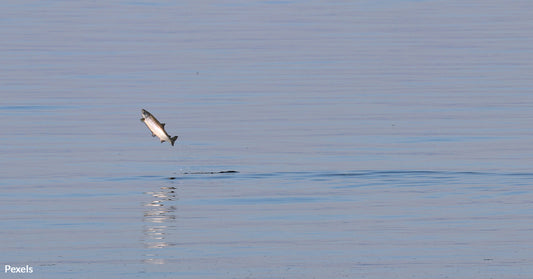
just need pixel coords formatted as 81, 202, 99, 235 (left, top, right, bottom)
95, 170, 533, 184
168, 170, 239, 179
182, 170, 239, 175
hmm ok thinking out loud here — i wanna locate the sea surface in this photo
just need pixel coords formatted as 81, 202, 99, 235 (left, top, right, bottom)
1, 0, 533, 278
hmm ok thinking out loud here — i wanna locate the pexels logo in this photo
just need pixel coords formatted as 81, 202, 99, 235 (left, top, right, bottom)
4, 264, 33, 274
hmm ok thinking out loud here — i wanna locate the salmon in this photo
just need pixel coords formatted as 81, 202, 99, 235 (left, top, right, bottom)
140, 109, 178, 146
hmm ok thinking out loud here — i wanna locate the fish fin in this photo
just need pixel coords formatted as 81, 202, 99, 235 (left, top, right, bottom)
140, 118, 145, 122
170, 136, 178, 146
152, 133, 156, 137
161, 123, 165, 128
160, 139, 165, 143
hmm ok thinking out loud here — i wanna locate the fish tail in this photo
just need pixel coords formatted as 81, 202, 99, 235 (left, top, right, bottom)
170, 136, 178, 146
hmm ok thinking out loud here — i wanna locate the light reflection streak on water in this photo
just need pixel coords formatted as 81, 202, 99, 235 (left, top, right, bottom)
142, 184, 177, 264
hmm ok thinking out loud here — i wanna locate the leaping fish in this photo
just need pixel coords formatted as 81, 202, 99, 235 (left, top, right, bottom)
140, 109, 178, 146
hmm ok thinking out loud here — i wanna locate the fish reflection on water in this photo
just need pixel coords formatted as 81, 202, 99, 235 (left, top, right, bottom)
142, 185, 178, 262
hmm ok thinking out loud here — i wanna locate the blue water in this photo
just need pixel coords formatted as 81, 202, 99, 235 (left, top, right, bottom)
2, 0, 533, 278
3, 170, 532, 278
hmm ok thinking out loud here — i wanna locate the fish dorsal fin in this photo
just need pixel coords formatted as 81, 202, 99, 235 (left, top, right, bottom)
161, 123, 165, 128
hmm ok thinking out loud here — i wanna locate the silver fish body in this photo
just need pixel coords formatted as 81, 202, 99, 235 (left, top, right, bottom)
140, 109, 178, 146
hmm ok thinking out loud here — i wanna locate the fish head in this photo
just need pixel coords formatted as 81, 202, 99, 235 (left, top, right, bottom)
141, 109, 151, 118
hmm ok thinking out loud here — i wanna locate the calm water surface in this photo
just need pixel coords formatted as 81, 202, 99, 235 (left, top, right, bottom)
1, 0, 533, 278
